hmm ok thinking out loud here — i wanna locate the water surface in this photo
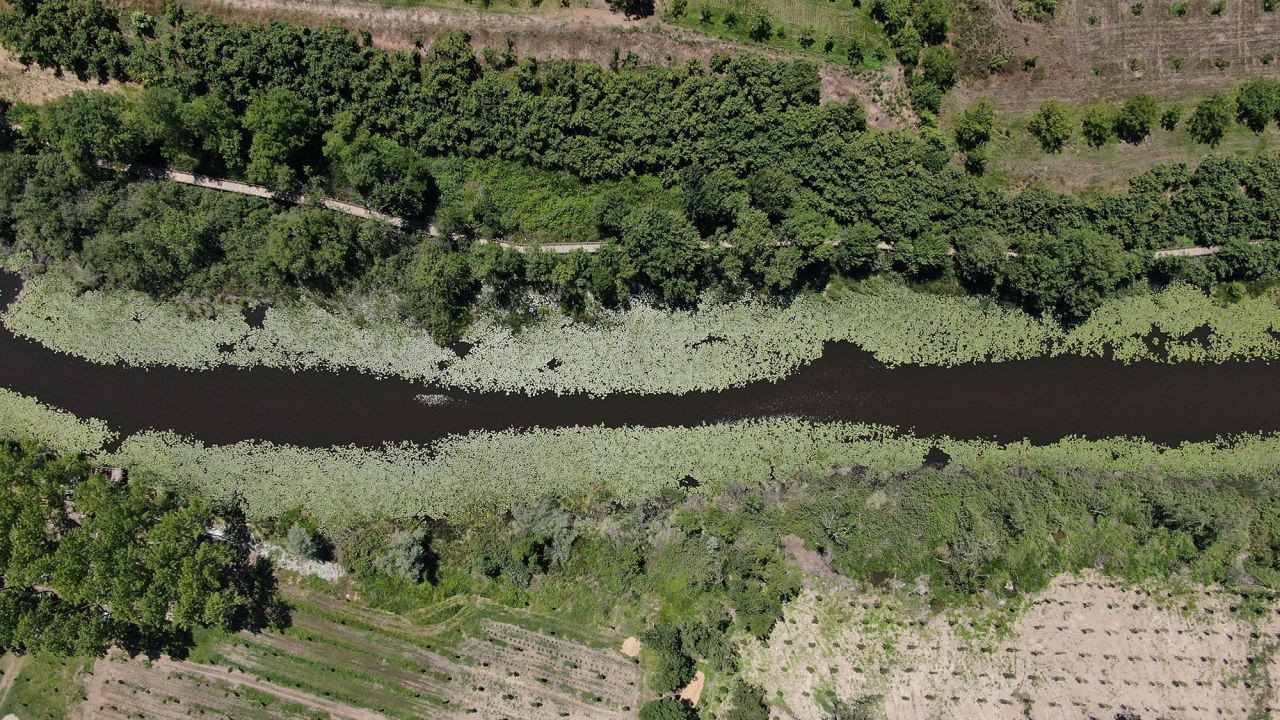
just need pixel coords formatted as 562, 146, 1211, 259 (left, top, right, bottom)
2, 271, 1277, 447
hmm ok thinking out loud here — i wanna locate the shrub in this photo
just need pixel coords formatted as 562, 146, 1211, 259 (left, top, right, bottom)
1172, 1, 1188, 15
1114, 94, 1157, 143
1081, 105, 1115, 146
1235, 78, 1280, 132
286, 522, 322, 559
1188, 93, 1233, 145
1028, 100, 1072, 151
953, 98, 996, 150
1210, 0, 1225, 13
1160, 105, 1181, 130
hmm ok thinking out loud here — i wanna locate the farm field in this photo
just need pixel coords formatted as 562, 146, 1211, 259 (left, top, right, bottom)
73, 581, 642, 720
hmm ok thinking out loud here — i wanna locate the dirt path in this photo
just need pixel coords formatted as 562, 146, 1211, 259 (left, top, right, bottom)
0, 654, 27, 710
108, 160, 1246, 260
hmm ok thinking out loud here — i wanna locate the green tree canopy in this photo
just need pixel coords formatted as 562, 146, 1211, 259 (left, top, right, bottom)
0, 441, 285, 657
1027, 100, 1071, 152
1188, 93, 1233, 146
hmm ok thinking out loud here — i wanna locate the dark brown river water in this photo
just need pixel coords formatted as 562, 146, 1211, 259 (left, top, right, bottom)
2, 271, 1279, 448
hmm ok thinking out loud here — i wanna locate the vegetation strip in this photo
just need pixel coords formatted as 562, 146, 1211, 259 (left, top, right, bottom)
8, 270, 1280, 396
103, 159, 1260, 260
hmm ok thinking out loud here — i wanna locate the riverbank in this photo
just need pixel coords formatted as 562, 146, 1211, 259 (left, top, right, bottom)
6, 269, 1280, 397
6, 386, 1280, 529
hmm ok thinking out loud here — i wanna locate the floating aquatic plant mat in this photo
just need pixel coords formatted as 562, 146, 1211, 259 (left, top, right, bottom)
7, 271, 1280, 396
5, 388, 1280, 530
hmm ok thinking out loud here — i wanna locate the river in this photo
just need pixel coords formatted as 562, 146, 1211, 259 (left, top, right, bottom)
2, 271, 1278, 448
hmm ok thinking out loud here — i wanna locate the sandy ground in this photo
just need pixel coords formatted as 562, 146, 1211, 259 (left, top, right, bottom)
678, 670, 706, 706
621, 636, 642, 657
743, 570, 1280, 720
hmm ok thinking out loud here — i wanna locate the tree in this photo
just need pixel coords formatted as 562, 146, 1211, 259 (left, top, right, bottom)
261, 208, 355, 292
243, 88, 313, 189
1161, 105, 1182, 131
399, 244, 478, 344
893, 230, 950, 278
2, 0, 130, 81
745, 167, 797, 221
918, 46, 958, 90
1027, 100, 1071, 152
642, 624, 695, 694
608, 0, 654, 17
1002, 229, 1138, 320
1080, 105, 1114, 147
0, 441, 286, 657
618, 206, 704, 305
323, 112, 437, 218
1188, 93, 1233, 146
33, 91, 139, 176
953, 98, 995, 151
952, 227, 1006, 292
722, 682, 770, 720
912, 0, 950, 44
637, 698, 696, 720
1235, 78, 1280, 132
1114, 94, 1157, 143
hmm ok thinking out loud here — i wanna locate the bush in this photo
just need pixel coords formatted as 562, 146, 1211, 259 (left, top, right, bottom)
1114, 94, 1157, 143
953, 98, 996, 151
638, 698, 696, 720
1160, 105, 1182, 131
286, 522, 322, 559
1081, 105, 1115, 146
1188, 93, 1233, 146
1235, 78, 1280, 132
1028, 100, 1072, 151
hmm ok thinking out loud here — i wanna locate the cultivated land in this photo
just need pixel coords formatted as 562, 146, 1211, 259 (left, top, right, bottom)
953, 0, 1280, 112
744, 571, 1280, 719
73, 581, 642, 720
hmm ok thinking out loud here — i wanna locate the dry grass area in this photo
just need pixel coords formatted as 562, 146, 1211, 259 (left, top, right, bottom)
742, 571, 1280, 720
955, 0, 1280, 113
0, 47, 128, 104
112, 0, 904, 126
71, 584, 642, 720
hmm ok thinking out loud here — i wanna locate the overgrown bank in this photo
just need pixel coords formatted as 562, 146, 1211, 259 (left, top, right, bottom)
8, 267, 1280, 396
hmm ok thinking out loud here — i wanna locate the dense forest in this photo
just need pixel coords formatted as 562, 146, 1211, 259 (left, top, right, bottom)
4, 0, 1280, 342
0, 441, 286, 658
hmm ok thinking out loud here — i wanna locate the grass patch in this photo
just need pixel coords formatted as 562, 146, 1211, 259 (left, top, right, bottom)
0, 653, 91, 720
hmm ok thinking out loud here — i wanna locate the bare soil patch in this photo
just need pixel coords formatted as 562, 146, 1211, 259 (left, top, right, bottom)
743, 570, 1280, 719
677, 669, 706, 706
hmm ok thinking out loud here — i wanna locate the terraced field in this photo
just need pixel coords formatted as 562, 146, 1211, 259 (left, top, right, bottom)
74, 585, 642, 720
